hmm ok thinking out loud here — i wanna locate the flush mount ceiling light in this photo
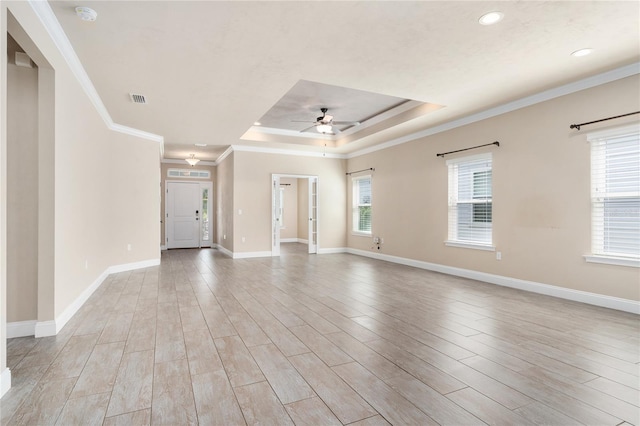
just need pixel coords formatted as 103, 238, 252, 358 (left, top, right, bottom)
185, 154, 200, 166
478, 11, 504, 25
75, 6, 98, 22
571, 48, 593, 57
316, 124, 333, 134
253, 121, 262, 126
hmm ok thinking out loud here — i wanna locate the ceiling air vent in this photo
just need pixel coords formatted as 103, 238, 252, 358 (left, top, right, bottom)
129, 93, 147, 104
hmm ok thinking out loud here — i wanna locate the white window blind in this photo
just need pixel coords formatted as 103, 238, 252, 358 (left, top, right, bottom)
447, 154, 493, 245
353, 176, 372, 234
590, 125, 640, 259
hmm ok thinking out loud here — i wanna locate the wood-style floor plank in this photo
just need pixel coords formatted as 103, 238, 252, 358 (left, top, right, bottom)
3, 244, 638, 426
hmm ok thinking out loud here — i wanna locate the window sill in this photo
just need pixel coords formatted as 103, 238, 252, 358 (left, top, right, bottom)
352, 231, 372, 237
584, 255, 639, 268
445, 240, 495, 252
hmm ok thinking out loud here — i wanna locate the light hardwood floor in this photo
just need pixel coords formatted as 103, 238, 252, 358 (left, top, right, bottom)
2, 243, 639, 425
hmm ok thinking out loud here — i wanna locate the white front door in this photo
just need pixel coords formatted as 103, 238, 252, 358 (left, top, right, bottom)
167, 182, 200, 249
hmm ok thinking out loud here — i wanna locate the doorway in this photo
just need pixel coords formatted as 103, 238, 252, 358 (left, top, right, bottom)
165, 181, 213, 249
272, 174, 318, 256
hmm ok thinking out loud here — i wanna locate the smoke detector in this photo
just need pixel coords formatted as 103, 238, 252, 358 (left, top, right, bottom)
75, 7, 98, 22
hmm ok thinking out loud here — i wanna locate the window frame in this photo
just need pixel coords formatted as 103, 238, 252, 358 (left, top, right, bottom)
585, 124, 640, 268
352, 175, 372, 236
445, 153, 495, 251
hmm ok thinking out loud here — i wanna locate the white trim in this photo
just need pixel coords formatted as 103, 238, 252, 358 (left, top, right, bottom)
584, 255, 640, 268
318, 247, 348, 254
249, 126, 334, 140
33, 258, 160, 338
445, 241, 496, 252
231, 144, 346, 159
216, 245, 233, 258
215, 146, 234, 164
109, 258, 161, 274
347, 62, 640, 159
6, 320, 37, 338
28, 0, 112, 128
162, 159, 216, 166
347, 248, 639, 314
109, 123, 163, 143
233, 251, 273, 259
0, 368, 11, 398
34, 321, 57, 338
161, 245, 167, 251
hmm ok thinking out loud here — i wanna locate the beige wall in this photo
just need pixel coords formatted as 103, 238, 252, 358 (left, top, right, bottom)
217, 152, 234, 252
6, 60, 38, 322
3, 2, 161, 323
160, 163, 216, 247
347, 76, 640, 302
297, 178, 309, 241
280, 178, 298, 240
232, 152, 346, 253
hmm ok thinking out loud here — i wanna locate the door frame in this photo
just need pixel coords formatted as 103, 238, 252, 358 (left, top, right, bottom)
165, 180, 213, 249
271, 174, 319, 257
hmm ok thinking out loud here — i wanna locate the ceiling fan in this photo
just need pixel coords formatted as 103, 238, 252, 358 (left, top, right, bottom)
293, 108, 360, 135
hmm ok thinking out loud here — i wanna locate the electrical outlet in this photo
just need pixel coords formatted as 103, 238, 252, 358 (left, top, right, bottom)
373, 236, 380, 244
238, 209, 243, 215
127, 244, 132, 251
223, 235, 226, 240
242, 237, 246, 243
84, 260, 88, 270
380, 237, 384, 244
496, 251, 502, 260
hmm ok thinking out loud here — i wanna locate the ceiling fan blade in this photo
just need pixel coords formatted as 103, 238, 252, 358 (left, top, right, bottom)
299, 125, 317, 133
332, 121, 361, 125
291, 120, 317, 123
330, 126, 342, 135
323, 114, 334, 123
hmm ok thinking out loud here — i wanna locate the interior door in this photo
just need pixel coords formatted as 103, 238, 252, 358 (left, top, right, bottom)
272, 175, 281, 256
166, 182, 200, 249
308, 177, 318, 253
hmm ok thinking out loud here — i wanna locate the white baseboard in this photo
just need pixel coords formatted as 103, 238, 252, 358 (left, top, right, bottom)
33, 257, 160, 338
0, 367, 11, 398
7, 320, 37, 338
280, 238, 298, 243
34, 320, 57, 338
109, 258, 160, 274
160, 245, 167, 250
318, 247, 348, 254
233, 251, 273, 259
347, 248, 639, 314
297, 239, 309, 244
216, 245, 233, 258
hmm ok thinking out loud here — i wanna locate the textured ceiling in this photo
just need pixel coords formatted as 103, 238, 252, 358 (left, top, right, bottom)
48, 1, 640, 161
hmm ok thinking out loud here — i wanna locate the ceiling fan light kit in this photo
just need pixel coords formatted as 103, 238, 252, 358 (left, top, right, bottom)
296, 107, 360, 135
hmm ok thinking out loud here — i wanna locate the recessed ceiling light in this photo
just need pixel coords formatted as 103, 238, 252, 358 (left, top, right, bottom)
194, 143, 207, 147
75, 6, 98, 22
479, 11, 504, 25
571, 48, 593, 57
253, 121, 262, 126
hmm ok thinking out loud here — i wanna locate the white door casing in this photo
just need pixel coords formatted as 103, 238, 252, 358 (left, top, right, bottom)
166, 182, 200, 249
272, 175, 281, 256
308, 177, 318, 254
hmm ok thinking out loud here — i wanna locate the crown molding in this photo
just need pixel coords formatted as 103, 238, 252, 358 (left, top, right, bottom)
28, 0, 164, 145
162, 159, 216, 166
230, 144, 347, 160
215, 146, 234, 164
347, 62, 640, 159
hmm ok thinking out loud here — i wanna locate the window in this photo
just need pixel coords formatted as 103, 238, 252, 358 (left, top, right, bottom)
588, 125, 640, 264
447, 153, 493, 248
167, 168, 210, 179
353, 176, 372, 234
